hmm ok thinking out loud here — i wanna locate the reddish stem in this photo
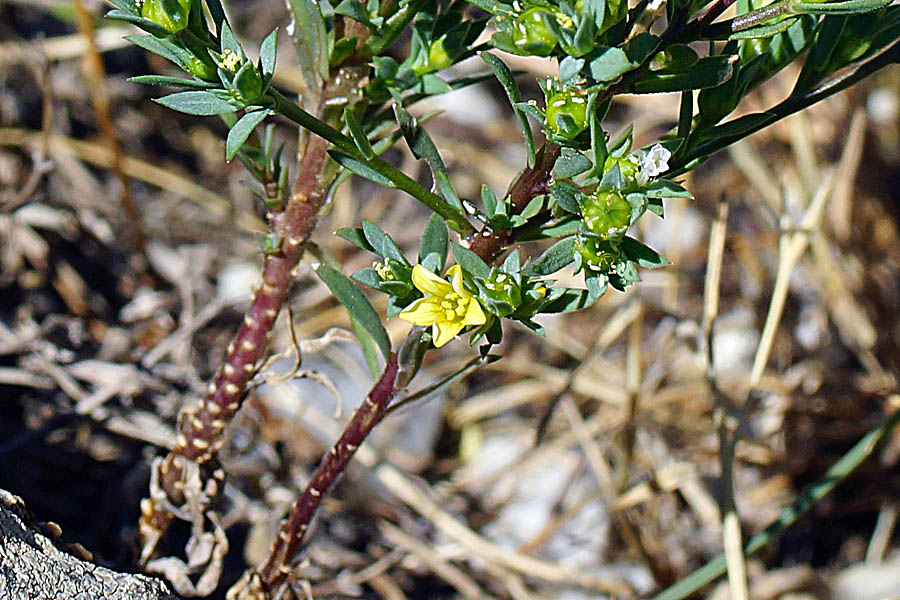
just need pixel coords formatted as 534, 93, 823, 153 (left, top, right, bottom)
464, 143, 560, 263
144, 134, 331, 549
254, 142, 564, 590
258, 353, 400, 592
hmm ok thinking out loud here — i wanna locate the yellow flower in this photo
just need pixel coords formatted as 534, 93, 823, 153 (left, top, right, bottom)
399, 265, 487, 347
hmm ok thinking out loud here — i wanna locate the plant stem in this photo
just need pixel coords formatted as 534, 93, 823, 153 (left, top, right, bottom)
464, 142, 561, 262
667, 38, 900, 174
270, 90, 475, 235
140, 130, 333, 557
250, 143, 563, 592
258, 353, 400, 593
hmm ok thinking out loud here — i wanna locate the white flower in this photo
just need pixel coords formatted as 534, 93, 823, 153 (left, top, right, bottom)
638, 143, 671, 185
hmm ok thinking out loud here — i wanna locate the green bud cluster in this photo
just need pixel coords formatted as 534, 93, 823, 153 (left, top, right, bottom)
581, 189, 631, 239
139, 0, 191, 34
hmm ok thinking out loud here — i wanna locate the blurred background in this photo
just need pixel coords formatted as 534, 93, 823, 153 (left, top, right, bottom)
2, 1, 900, 598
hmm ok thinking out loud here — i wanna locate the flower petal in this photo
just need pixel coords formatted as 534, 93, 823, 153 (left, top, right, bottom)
448, 265, 468, 297
412, 264, 451, 297
463, 297, 487, 327
432, 319, 464, 347
399, 297, 443, 326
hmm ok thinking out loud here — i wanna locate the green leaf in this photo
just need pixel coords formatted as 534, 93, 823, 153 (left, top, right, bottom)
219, 22, 244, 57
331, 37, 358, 67
434, 171, 464, 214
730, 16, 800, 40
226, 110, 270, 161
286, 0, 329, 95
481, 52, 536, 167
393, 97, 447, 174
351, 267, 383, 289
549, 181, 584, 214
620, 236, 670, 268
344, 105, 375, 159
451, 243, 491, 279
106, 10, 170, 37
511, 194, 545, 227
589, 46, 636, 82
540, 288, 595, 313
233, 61, 263, 99
632, 55, 737, 93
644, 179, 693, 199
419, 214, 448, 269
315, 264, 391, 361
350, 315, 383, 378
129, 75, 217, 89
105, 0, 135, 13
335, 0, 375, 26
552, 148, 593, 179
155, 91, 235, 115
791, 0, 892, 14
329, 150, 396, 187
336, 227, 376, 253
527, 236, 577, 275
481, 184, 501, 218
362, 220, 408, 265
559, 56, 586, 84
259, 28, 278, 78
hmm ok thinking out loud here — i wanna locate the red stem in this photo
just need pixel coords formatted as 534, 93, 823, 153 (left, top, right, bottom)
464, 143, 560, 263
253, 142, 564, 591
258, 353, 400, 592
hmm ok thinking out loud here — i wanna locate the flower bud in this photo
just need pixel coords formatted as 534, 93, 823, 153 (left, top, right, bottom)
140, 0, 191, 34
582, 189, 631, 240
545, 90, 589, 140
576, 237, 620, 273
511, 8, 558, 57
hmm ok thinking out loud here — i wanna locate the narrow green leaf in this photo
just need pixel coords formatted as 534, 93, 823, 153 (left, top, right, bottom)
125, 34, 190, 69
589, 46, 636, 82
653, 408, 900, 600
155, 91, 235, 115
644, 179, 693, 199
552, 147, 593, 179
620, 236, 670, 268
540, 288, 594, 313
344, 105, 375, 159
315, 264, 391, 360
350, 315, 382, 377
730, 16, 800, 40
226, 110, 270, 161
419, 214, 448, 268
451, 243, 491, 280
434, 171, 464, 213
676, 90, 693, 148
105, 0, 135, 13
362, 220, 408, 265
336, 227, 376, 253
259, 28, 278, 78
481, 185, 500, 218
286, 0, 329, 95
481, 52, 535, 167
549, 181, 585, 214
219, 22, 243, 56
129, 75, 217, 89
632, 55, 737, 93
329, 150, 396, 187
526, 237, 577, 275
106, 10, 170, 37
